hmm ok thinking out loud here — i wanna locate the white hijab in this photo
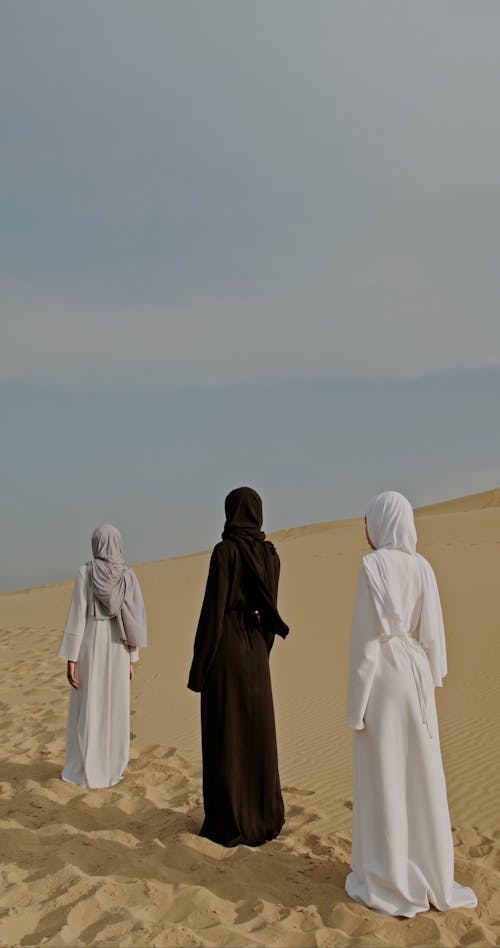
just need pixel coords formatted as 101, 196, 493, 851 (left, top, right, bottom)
90, 524, 147, 649
364, 491, 447, 686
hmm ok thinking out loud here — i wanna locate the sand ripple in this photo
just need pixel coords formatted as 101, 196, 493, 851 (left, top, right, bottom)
0, 629, 494, 948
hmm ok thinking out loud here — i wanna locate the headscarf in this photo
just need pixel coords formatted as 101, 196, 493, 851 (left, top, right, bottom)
222, 487, 289, 639
363, 491, 447, 686
222, 486, 266, 541
365, 490, 417, 554
89, 524, 147, 649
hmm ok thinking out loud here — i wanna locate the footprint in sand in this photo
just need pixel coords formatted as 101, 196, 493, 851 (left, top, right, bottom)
469, 839, 493, 858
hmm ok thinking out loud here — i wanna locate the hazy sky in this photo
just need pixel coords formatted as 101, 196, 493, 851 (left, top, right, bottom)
1, 2, 500, 589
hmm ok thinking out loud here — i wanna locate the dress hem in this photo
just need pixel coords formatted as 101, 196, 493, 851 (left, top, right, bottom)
60, 773, 125, 790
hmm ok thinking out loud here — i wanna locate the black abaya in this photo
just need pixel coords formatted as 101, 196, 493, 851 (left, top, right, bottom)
188, 537, 287, 847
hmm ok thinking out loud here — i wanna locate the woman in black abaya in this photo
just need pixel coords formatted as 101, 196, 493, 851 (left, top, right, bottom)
188, 486, 289, 847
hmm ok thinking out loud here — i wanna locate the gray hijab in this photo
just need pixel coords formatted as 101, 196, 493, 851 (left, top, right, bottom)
90, 524, 147, 649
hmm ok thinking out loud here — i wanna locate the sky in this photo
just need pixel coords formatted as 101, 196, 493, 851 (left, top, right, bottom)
1, 1, 500, 590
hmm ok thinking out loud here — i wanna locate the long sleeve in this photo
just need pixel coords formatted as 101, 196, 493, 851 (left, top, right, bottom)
57, 564, 89, 662
187, 543, 230, 693
346, 563, 382, 730
262, 549, 281, 652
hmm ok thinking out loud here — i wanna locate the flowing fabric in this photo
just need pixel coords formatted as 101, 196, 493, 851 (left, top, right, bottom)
346, 491, 477, 916
90, 524, 147, 649
364, 492, 446, 685
188, 487, 287, 846
57, 564, 139, 788
416, 554, 448, 687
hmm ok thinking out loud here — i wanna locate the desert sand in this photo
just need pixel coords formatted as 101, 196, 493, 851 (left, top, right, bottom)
0, 489, 499, 947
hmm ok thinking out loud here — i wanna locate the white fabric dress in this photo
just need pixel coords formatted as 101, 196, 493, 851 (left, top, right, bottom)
57, 564, 139, 789
346, 551, 477, 917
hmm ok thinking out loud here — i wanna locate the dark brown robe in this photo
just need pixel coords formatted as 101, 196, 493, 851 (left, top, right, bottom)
188, 535, 287, 846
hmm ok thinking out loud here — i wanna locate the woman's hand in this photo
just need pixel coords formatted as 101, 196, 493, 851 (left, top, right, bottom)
67, 661, 79, 689
130, 663, 135, 682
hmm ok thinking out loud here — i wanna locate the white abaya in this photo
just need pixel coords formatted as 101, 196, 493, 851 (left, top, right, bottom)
346, 551, 477, 917
57, 564, 139, 789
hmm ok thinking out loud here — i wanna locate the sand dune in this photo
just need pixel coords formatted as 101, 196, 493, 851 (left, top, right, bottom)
1, 489, 499, 946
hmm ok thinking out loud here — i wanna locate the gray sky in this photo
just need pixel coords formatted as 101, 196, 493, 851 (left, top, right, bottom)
1, 2, 500, 589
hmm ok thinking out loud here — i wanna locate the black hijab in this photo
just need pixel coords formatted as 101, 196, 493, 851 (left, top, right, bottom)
222, 487, 289, 639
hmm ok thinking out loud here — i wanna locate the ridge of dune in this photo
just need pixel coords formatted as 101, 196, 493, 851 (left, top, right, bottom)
1, 488, 499, 946
2, 488, 498, 603
415, 486, 500, 516
270, 486, 500, 543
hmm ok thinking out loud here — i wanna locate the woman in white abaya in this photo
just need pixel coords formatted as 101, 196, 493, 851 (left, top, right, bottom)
346, 491, 477, 917
57, 525, 147, 789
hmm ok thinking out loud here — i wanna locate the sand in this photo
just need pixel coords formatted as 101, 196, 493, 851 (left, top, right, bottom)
0, 489, 499, 947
